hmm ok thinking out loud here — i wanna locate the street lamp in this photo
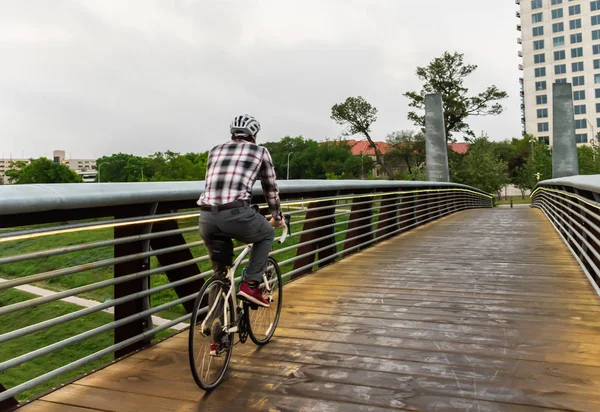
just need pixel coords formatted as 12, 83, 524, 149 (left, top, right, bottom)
287, 152, 293, 180
529, 135, 536, 157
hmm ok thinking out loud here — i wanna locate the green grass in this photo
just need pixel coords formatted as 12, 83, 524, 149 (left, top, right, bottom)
1, 289, 114, 403
0, 202, 418, 403
0, 205, 385, 297
0, 289, 176, 403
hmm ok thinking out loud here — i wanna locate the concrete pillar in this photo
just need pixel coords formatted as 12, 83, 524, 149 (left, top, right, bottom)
424, 93, 449, 182
552, 82, 579, 178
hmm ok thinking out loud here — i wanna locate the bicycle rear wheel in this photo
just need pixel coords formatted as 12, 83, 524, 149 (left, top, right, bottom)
245, 257, 283, 345
188, 278, 235, 390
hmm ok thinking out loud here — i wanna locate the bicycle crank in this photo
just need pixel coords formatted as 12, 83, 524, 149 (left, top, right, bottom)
238, 310, 249, 343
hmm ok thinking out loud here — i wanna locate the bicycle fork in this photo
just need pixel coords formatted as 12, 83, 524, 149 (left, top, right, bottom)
262, 271, 274, 303
201, 271, 274, 356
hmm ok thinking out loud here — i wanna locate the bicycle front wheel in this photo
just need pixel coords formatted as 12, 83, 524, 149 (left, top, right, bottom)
188, 278, 235, 390
245, 257, 283, 345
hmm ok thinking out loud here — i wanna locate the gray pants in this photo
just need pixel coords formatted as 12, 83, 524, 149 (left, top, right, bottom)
199, 205, 275, 283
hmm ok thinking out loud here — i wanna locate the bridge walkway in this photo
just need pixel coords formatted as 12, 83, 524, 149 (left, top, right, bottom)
19, 208, 600, 411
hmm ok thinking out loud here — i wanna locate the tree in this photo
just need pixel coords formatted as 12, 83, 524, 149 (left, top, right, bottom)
403, 51, 508, 141
578, 140, 600, 175
262, 136, 370, 180
384, 130, 426, 178
96, 151, 207, 182
146, 151, 207, 181
514, 142, 552, 191
451, 136, 509, 194
96, 153, 146, 182
491, 134, 533, 196
331, 96, 394, 179
6, 158, 82, 184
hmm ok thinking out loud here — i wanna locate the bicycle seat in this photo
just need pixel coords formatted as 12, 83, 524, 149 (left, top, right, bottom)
210, 233, 234, 267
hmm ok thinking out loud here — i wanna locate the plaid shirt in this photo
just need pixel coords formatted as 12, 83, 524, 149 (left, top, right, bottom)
197, 140, 282, 220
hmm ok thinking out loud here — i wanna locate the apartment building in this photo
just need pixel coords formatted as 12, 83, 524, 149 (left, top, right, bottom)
0, 150, 97, 184
518, 0, 600, 145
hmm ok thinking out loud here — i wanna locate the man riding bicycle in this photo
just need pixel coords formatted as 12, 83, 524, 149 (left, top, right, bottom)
197, 114, 284, 308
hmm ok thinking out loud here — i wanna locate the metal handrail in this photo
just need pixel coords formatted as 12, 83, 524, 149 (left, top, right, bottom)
532, 177, 600, 296
0, 181, 491, 405
537, 195, 600, 263
535, 199, 600, 292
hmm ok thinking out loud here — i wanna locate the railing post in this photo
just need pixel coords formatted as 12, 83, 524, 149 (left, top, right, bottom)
343, 191, 374, 256
589, 192, 600, 286
561, 186, 578, 252
572, 188, 589, 266
415, 191, 428, 226
113, 204, 155, 359
399, 192, 416, 230
0, 384, 17, 412
441, 191, 452, 216
376, 193, 399, 241
291, 195, 337, 280
433, 191, 443, 219
149, 204, 206, 314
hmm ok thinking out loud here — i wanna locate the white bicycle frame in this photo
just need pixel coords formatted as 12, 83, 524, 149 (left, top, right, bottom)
200, 219, 289, 336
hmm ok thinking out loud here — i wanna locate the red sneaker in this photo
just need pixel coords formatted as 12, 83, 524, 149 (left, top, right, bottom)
237, 282, 269, 307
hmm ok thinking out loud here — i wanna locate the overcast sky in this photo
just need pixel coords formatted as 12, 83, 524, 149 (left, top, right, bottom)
1, 0, 521, 160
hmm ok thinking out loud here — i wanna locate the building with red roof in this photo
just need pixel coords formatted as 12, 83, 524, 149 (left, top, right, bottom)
346, 139, 392, 156
448, 142, 468, 154
345, 138, 469, 179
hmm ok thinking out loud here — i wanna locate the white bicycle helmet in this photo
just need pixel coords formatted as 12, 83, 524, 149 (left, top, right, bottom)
230, 114, 261, 137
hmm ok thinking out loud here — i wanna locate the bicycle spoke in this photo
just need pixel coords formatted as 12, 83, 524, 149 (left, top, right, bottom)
189, 279, 234, 390
246, 257, 282, 345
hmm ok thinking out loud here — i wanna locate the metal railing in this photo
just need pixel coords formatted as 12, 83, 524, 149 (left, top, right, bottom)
531, 175, 600, 296
0, 180, 492, 409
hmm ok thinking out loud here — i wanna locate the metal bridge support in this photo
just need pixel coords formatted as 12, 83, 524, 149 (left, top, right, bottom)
376, 194, 399, 241
291, 196, 337, 280
0, 383, 17, 412
415, 193, 428, 226
149, 205, 205, 315
399, 192, 416, 230
343, 192, 374, 256
113, 204, 155, 359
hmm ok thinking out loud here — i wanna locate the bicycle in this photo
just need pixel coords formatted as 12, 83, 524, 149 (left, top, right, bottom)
188, 207, 291, 390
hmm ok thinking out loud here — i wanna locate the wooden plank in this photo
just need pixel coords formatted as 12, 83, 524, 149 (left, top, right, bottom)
277, 302, 600, 334
37, 385, 204, 412
132, 342, 600, 397
282, 290, 600, 313
58, 358, 394, 412
19, 208, 600, 411
18, 401, 99, 412
282, 283, 600, 306
271, 326, 600, 366
280, 295, 600, 324
66, 354, 566, 412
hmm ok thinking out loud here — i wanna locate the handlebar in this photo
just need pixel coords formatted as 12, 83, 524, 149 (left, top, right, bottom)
252, 205, 291, 244
278, 214, 292, 244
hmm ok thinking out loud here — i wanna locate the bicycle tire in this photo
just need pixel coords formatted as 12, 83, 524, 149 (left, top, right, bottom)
188, 278, 235, 390
245, 257, 283, 345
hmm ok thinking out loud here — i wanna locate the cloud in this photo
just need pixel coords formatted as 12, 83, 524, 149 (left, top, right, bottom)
0, 0, 521, 160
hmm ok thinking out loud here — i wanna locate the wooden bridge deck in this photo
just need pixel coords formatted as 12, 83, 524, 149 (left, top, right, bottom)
18, 208, 600, 411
